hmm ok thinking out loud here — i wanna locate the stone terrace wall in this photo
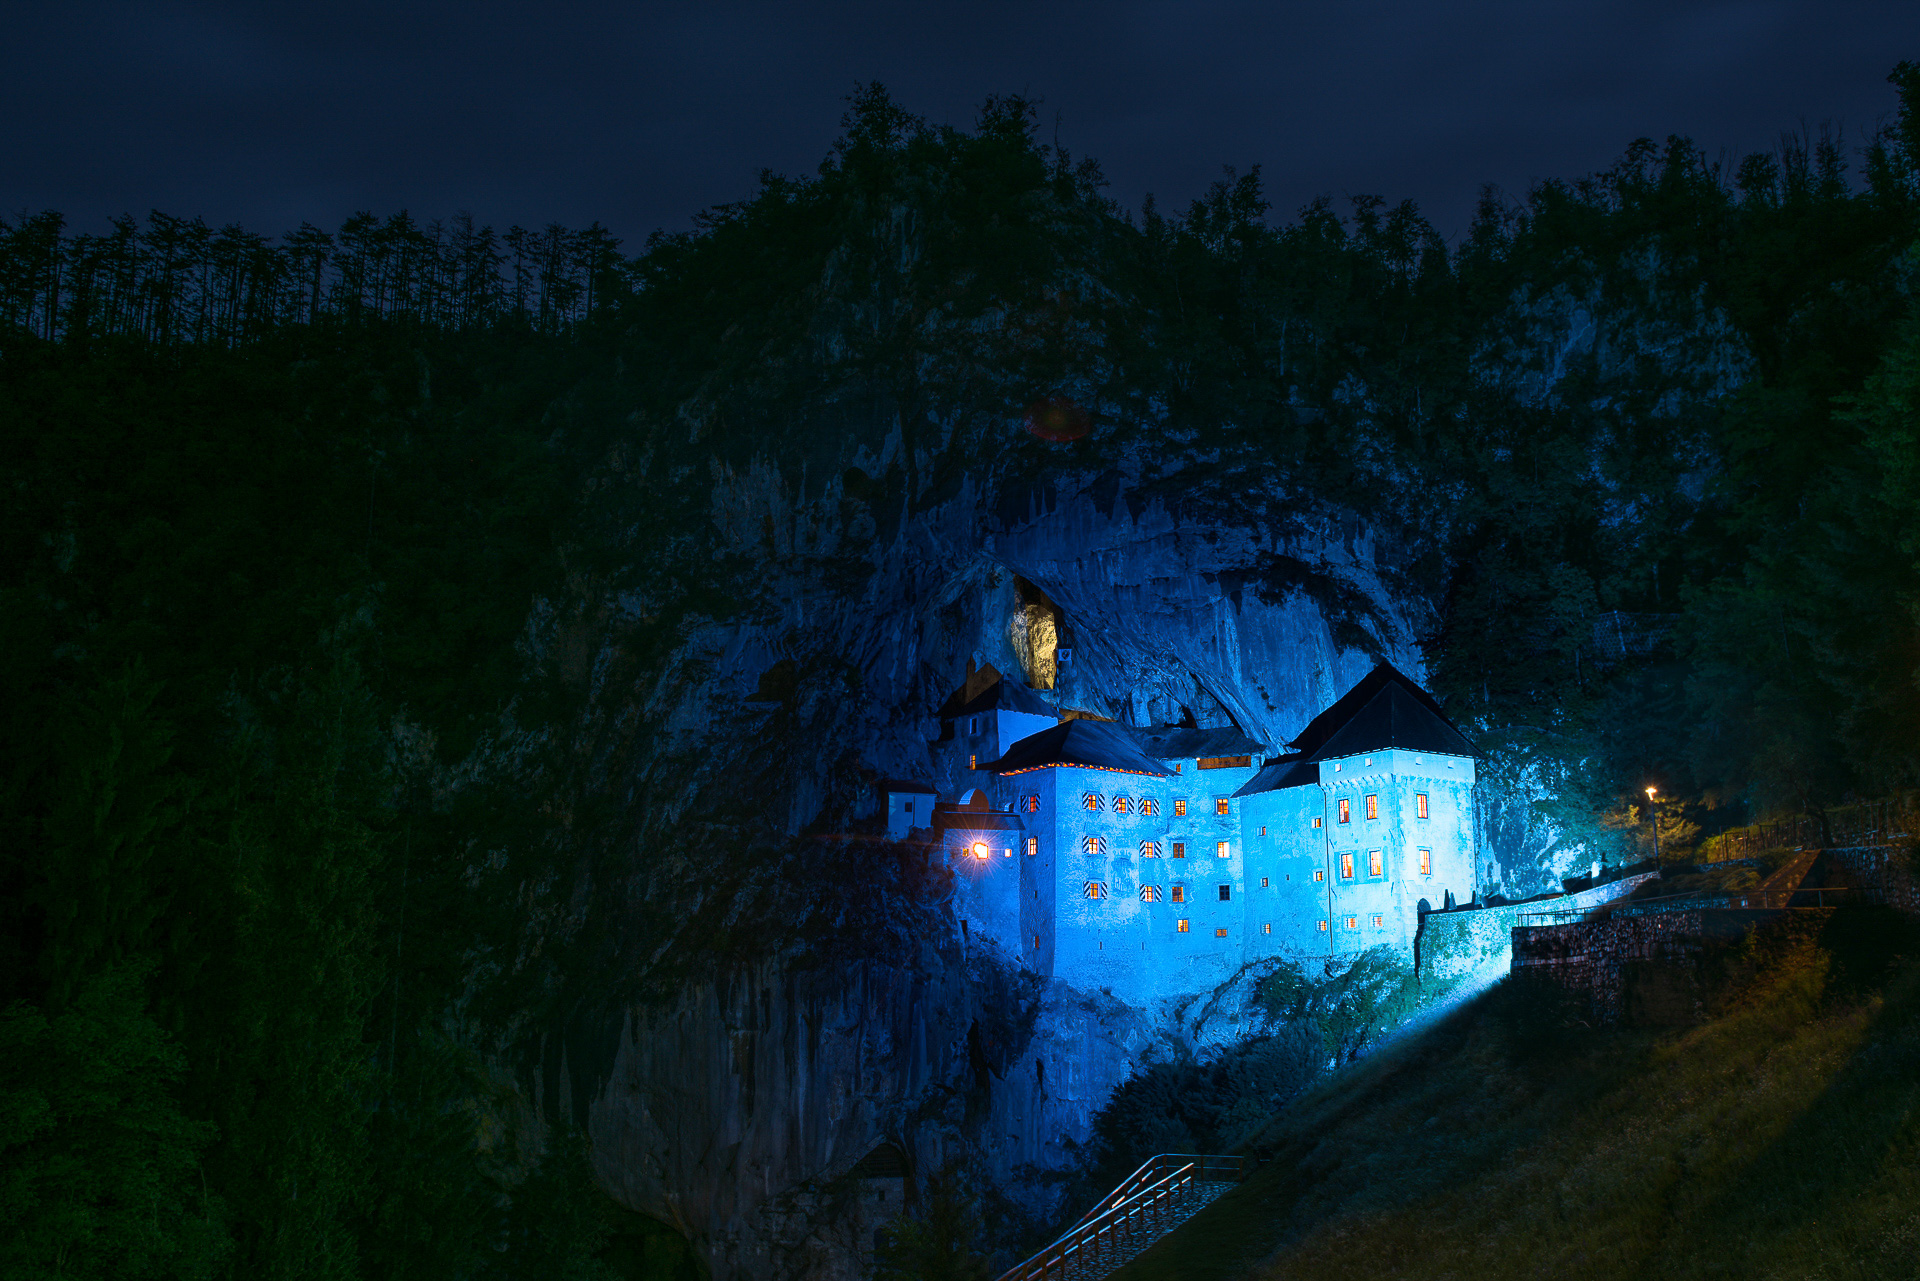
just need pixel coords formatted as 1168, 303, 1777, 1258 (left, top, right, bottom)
1512, 909, 1792, 1026
1416, 872, 1657, 987
1826, 845, 1920, 917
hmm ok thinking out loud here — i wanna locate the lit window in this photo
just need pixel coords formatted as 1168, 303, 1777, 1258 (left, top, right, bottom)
969, 754, 977, 769
1217, 885, 1231, 901
1215, 840, 1230, 858
1215, 798, 1230, 816
1317, 919, 1328, 932
1140, 885, 1161, 902
1416, 792, 1429, 820
1369, 849, 1383, 877
1140, 797, 1158, 816
1021, 795, 1041, 813
1338, 799, 1351, 824
1082, 792, 1102, 812
1171, 842, 1187, 859
1262, 922, 1272, 935
1173, 798, 1187, 817
1082, 835, 1107, 857
1140, 840, 1162, 858
1034, 933, 1040, 948
1366, 794, 1379, 820
1261, 877, 1269, 887
1114, 796, 1130, 815
1171, 885, 1186, 903
972, 841, 990, 861
1259, 825, 1267, 836
1177, 919, 1190, 933
1314, 869, 1325, 882
1313, 817, 1323, 829
1344, 915, 1358, 930
1084, 881, 1108, 899
1215, 927, 1229, 938
1418, 847, 1431, 875
1372, 914, 1384, 927
1340, 852, 1354, 879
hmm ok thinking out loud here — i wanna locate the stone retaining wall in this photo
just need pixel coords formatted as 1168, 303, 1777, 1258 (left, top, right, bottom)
1416, 872, 1657, 986
1826, 845, 1920, 917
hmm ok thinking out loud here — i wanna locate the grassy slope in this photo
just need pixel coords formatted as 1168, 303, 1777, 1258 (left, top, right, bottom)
1114, 908, 1920, 1281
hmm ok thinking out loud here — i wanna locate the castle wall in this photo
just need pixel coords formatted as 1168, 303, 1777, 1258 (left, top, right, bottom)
1317, 750, 1475, 955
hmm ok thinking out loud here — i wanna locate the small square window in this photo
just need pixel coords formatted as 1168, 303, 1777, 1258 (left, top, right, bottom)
968, 715, 979, 736
1372, 913, 1384, 927
1338, 799, 1351, 824
1171, 885, 1186, 903
1365, 794, 1379, 820
1314, 869, 1325, 882
1259, 825, 1267, 836
1369, 849, 1383, 877
1140, 884, 1161, 902
969, 753, 977, 769
1082, 792, 1102, 812
1114, 796, 1130, 814
1261, 876, 1269, 888
1262, 922, 1272, 935
1215, 840, 1230, 858
1084, 881, 1108, 899
1313, 816, 1323, 829
1214, 927, 1228, 938
1173, 798, 1188, 817
1215, 798, 1230, 816
1140, 840, 1162, 858
1416, 792, 1430, 820
1025, 836, 1038, 856
1217, 885, 1231, 901
1177, 919, 1190, 933
1418, 846, 1431, 875
1172, 842, 1186, 859
903, 799, 914, 812
1340, 852, 1354, 880
1140, 797, 1158, 816
1317, 919, 1328, 932
1344, 915, 1358, 930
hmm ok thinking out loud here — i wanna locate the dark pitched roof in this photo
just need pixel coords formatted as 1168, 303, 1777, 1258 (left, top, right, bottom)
938, 672, 1057, 721
1126, 725, 1268, 762
1233, 755, 1319, 797
981, 719, 1171, 777
1287, 662, 1473, 761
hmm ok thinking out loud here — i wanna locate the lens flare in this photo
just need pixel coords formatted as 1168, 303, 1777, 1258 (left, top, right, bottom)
1023, 396, 1091, 442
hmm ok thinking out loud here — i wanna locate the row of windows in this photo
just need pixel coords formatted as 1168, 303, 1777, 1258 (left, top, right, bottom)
1333, 793, 1430, 823
1313, 914, 1389, 930
1071, 793, 1230, 817
1085, 882, 1233, 902
1332, 848, 1433, 878
1080, 837, 1232, 858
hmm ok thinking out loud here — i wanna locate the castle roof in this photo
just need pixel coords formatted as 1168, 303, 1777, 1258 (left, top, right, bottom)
1286, 662, 1473, 761
1232, 755, 1318, 796
982, 719, 1171, 778
932, 790, 1027, 833
937, 668, 1057, 721
1127, 725, 1267, 762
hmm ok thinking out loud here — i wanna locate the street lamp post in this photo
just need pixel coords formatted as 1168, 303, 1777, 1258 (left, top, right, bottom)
1646, 787, 1660, 872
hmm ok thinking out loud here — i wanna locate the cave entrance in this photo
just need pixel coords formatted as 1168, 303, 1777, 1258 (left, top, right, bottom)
1010, 575, 1064, 690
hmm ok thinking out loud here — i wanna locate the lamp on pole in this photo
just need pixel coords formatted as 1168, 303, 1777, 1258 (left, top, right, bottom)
1645, 787, 1660, 871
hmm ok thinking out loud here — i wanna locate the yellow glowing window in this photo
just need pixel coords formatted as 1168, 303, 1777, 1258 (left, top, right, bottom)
1418, 846, 1430, 875
1372, 914, 1384, 927
1262, 922, 1271, 934
1114, 796, 1130, 814
1344, 916, 1358, 930
1416, 792, 1430, 819
1215, 840, 1230, 858
1314, 868, 1325, 882
1313, 817, 1322, 829
1369, 849, 1383, 877
1140, 841, 1162, 858
1261, 876, 1269, 887
1316, 919, 1328, 932
1173, 798, 1187, 817
1082, 835, 1106, 857
1026, 836, 1038, 856
1177, 919, 1190, 933
1340, 852, 1354, 879
1366, 794, 1379, 820
1140, 884, 1161, 902
1338, 799, 1351, 824
1215, 927, 1228, 938
1082, 793, 1101, 812
1259, 825, 1267, 836
1171, 885, 1186, 903
1215, 798, 1230, 816
1084, 881, 1107, 899
1021, 795, 1040, 813
1171, 842, 1187, 859
969, 754, 977, 769
1140, 797, 1158, 816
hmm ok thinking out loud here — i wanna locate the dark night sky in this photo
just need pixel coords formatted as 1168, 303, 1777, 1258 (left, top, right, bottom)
5, 1, 1918, 248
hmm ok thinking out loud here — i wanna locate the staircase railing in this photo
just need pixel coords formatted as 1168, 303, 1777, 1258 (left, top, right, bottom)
994, 1153, 1242, 1281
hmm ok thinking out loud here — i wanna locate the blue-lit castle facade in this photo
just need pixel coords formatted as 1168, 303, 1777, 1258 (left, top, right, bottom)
884, 662, 1477, 1002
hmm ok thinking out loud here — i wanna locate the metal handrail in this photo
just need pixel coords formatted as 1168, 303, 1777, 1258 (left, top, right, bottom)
993, 1153, 1242, 1281
1517, 885, 1854, 926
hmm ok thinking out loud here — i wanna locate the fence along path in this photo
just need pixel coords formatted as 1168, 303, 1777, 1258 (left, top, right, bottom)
995, 1154, 1242, 1281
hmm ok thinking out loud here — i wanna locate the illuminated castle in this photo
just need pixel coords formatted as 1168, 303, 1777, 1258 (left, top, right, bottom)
882, 662, 1477, 999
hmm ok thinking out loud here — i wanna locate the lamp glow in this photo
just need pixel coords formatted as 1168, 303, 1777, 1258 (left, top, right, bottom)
971, 841, 989, 860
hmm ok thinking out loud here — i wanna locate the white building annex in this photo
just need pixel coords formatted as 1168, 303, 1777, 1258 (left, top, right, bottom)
892, 661, 1478, 1006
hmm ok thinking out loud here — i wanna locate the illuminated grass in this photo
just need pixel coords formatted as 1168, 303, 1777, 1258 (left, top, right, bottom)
1114, 907, 1920, 1281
